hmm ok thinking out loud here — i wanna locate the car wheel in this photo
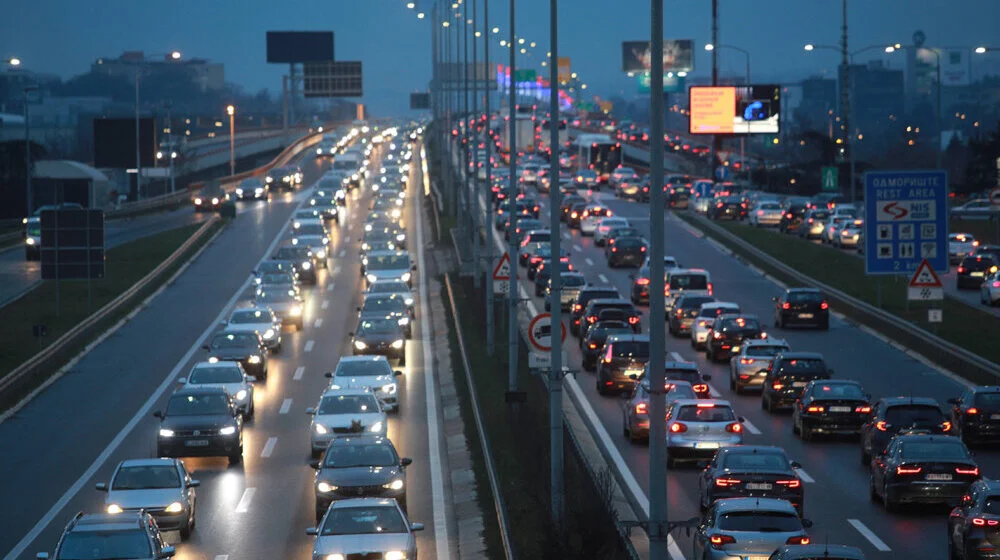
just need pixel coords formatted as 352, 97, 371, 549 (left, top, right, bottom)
228, 447, 243, 466
801, 420, 813, 442
882, 482, 897, 512
869, 475, 879, 502
666, 453, 677, 470
765, 395, 775, 414
180, 515, 193, 540
860, 445, 871, 466
596, 379, 606, 395
820, 318, 830, 331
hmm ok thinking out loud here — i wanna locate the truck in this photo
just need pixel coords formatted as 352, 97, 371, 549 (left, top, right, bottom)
538, 119, 569, 154
500, 115, 537, 156
571, 133, 622, 183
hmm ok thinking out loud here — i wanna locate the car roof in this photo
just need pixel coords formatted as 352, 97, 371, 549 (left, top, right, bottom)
337, 355, 391, 365
971, 386, 1000, 394
787, 287, 823, 294
580, 285, 619, 293
890, 434, 960, 446
673, 398, 732, 408
366, 250, 409, 258
775, 352, 825, 360
718, 445, 788, 457
744, 338, 788, 348
71, 512, 145, 532
669, 268, 709, 275
232, 306, 273, 315
190, 361, 243, 370
718, 313, 759, 321
173, 385, 230, 396
118, 458, 178, 468
713, 497, 798, 515
608, 334, 649, 343
587, 298, 632, 306
328, 497, 400, 509
663, 361, 699, 371
328, 435, 394, 448
701, 302, 738, 309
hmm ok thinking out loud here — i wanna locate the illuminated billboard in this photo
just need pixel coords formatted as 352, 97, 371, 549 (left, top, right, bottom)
622, 40, 694, 74
689, 85, 781, 135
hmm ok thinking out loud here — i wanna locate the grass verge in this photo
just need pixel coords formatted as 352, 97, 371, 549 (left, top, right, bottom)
676, 212, 1000, 376
0, 220, 224, 411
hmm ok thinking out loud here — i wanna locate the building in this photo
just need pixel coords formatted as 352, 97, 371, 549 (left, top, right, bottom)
794, 76, 837, 132
843, 61, 905, 140
91, 52, 225, 93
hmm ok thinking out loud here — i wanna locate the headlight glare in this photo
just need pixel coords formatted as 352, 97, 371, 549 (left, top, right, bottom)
159, 429, 175, 437
314, 423, 328, 434
366, 274, 377, 283
354, 340, 368, 350
165, 502, 184, 514
382, 383, 398, 394
383, 480, 405, 491
370, 421, 384, 433
398, 317, 410, 326
290, 305, 303, 316
248, 355, 261, 364
317, 482, 337, 493
385, 551, 406, 560
107, 504, 123, 514
400, 272, 411, 282
235, 390, 248, 401
301, 261, 312, 270
263, 328, 275, 339
391, 340, 404, 349
219, 426, 237, 436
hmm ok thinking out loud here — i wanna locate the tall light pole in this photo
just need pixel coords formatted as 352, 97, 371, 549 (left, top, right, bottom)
24, 85, 38, 216
506, 0, 520, 400
134, 50, 181, 199
483, 0, 495, 356
705, 44, 752, 184
886, 45, 943, 168
470, 0, 481, 290
227, 105, 236, 176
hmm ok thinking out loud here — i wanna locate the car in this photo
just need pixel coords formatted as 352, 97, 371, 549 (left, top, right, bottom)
871, 433, 979, 511
579, 204, 614, 235
223, 306, 282, 352
580, 298, 642, 339
179, 361, 256, 418
306, 498, 422, 560
570, 286, 621, 336
747, 201, 785, 228
574, 169, 599, 189
254, 288, 304, 331
359, 293, 412, 338
666, 183, 692, 209
95, 458, 199, 539
361, 226, 402, 254
792, 379, 872, 440
254, 259, 299, 286
778, 204, 808, 234
273, 245, 318, 285
949, 233, 980, 264
668, 294, 717, 337
518, 230, 552, 264
666, 399, 744, 468
559, 194, 586, 221
367, 279, 416, 317
36, 511, 175, 560
957, 254, 999, 289
363, 251, 415, 288
593, 217, 631, 245
520, 163, 541, 184
609, 166, 638, 187
705, 314, 766, 363
366, 221, 408, 249
951, 199, 994, 219
307, 388, 388, 457
254, 271, 300, 299
799, 209, 831, 239
533, 260, 574, 296
821, 216, 856, 244
615, 173, 644, 200
234, 177, 267, 200
947, 478, 1000, 560
665, 269, 713, 312
644, 361, 714, 399
202, 331, 268, 379
605, 236, 646, 268
310, 436, 412, 521
692, 498, 811, 559
767, 544, 865, 560
544, 271, 587, 311
605, 227, 645, 254
835, 219, 863, 249
691, 302, 742, 350
860, 397, 951, 465
729, 338, 791, 393
761, 352, 832, 413
508, 218, 544, 242
351, 318, 407, 365
580, 319, 633, 371
622, 379, 697, 443
981, 270, 1000, 306
528, 245, 570, 281
595, 334, 650, 395
326, 356, 403, 412
192, 184, 228, 212
698, 446, 805, 516
565, 201, 590, 229
709, 196, 745, 220
154, 386, 243, 464
948, 386, 1000, 444
773, 288, 830, 330
629, 256, 681, 304
292, 233, 331, 268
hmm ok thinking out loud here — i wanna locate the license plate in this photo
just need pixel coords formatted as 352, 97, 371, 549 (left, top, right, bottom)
926, 473, 953, 481
798, 313, 814, 319
625, 369, 644, 377
745, 483, 773, 490
792, 381, 808, 388
185, 440, 209, 447
747, 556, 771, 560
695, 442, 720, 449
829, 406, 852, 413
992, 414, 1000, 420
972, 272, 985, 277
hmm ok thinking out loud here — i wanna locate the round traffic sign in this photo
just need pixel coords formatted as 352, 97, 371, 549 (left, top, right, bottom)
990, 187, 1000, 206
527, 313, 566, 352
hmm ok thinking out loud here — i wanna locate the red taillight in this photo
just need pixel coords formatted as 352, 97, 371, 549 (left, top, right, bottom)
993, 281, 1000, 288
611, 247, 618, 253
808, 218, 814, 224
714, 478, 741, 487
707, 283, 713, 296
855, 405, 872, 414
628, 316, 640, 325
777, 479, 801, 489
635, 402, 648, 414
587, 316, 598, 323
640, 246, 647, 252
726, 422, 743, 433
570, 212, 578, 218
781, 302, 791, 310
958, 266, 966, 273
530, 256, 542, 264
786, 536, 811, 545
757, 210, 765, 216
876, 421, 888, 431
820, 301, 829, 310
806, 405, 825, 413
740, 358, 755, 365
786, 213, 793, 219
636, 277, 650, 286
717, 203, 724, 208
709, 534, 735, 548
973, 518, 1000, 526
693, 384, 708, 394
956, 467, 980, 476
588, 342, 598, 349
773, 382, 784, 390
897, 466, 923, 475
573, 304, 582, 312
968, 408, 979, 415
713, 332, 723, 339
669, 422, 687, 433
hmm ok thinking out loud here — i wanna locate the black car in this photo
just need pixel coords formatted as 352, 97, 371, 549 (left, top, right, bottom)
949, 386, 1000, 445
709, 196, 745, 220
655, 361, 712, 399
559, 195, 586, 221
310, 435, 412, 522
528, 246, 569, 281
628, 256, 681, 304
768, 544, 865, 560
202, 332, 268, 379
534, 261, 574, 296
193, 185, 228, 212
605, 227, 643, 252
947, 478, 1000, 560
761, 352, 832, 413
508, 218, 544, 242
957, 255, 999, 289
607, 237, 647, 268
595, 334, 650, 395
154, 387, 244, 464
871, 433, 979, 511
698, 446, 805, 516
566, 201, 590, 228
668, 295, 717, 337
359, 294, 412, 338
792, 379, 871, 441
860, 397, 951, 464
273, 246, 318, 285
580, 319, 633, 371
580, 298, 642, 339
778, 204, 808, 234
667, 185, 692, 209
39, 511, 175, 560
773, 288, 830, 330
705, 314, 765, 363
570, 286, 621, 336
351, 318, 407, 365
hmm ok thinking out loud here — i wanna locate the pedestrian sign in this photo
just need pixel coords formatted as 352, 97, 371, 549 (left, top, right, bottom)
821, 167, 838, 192
864, 170, 949, 276
906, 259, 944, 301
493, 253, 511, 296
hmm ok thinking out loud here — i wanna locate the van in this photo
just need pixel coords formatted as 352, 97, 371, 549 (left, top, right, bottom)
664, 269, 713, 312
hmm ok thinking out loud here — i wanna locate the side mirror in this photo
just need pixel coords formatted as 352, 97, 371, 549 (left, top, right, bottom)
324, 372, 334, 378
401, 457, 413, 467
356, 307, 362, 312
306, 527, 319, 536
801, 519, 814, 529
411, 522, 425, 532
701, 374, 712, 381
947, 397, 961, 405
305, 407, 316, 415
177, 377, 187, 384
159, 546, 176, 559
790, 461, 802, 469
188, 480, 201, 488
201, 345, 210, 351
246, 376, 257, 383
153, 411, 163, 420
95, 482, 108, 492
394, 370, 404, 377
219, 320, 228, 326
309, 459, 321, 469
628, 374, 639, 380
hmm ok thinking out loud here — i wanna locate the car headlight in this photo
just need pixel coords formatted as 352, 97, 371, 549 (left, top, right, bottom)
398, 317, 410, 326
301, 261, 312, 270
219, 426, 237, 436
265, 176, 273, 183
262, 328, 275, 340
294, 221, 301, 229
255, 187, 264, 195
362, 257, 369, 266
316, 481, 337, 493
211, 197, 219, 205
391, 340, 404, 349
290, 305, 303, 316
366, 273, 377, 283
165, 502, 184, 514
382, 383, 398, 393
400, 272, 411, 282
404, 297, 414, 306
248, 355, 261, 364
25, 237, 36, 245
314, 423, 328, 434
316, 148, 323, 154
235, 389, 248, 401
208, 357, 219, 363
352, 174, 359, 181
107, 504, 124, 514
354, 340, 368, 350
326, 555, 346, 560
159, 429, 175, 438
385, 551, 406, 560
315, 249, 327, 259
235, 189, 244, 196
194, 198, 203, 205
369, 421, 384, 433
396, 234, 406, 241
382, 480, 405, 491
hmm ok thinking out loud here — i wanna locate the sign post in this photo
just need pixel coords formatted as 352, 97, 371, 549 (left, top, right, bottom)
527, 312, 567, 372
864, 170, 949, 276
821, 166, 839, 192
492, 252, 510, 296
907, 259, 944, 301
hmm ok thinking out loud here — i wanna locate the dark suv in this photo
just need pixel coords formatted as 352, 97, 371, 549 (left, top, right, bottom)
957, 254, 999, 289
580, 298, 642, 339
570, 286, 621, 336
760, 352, 832, 413
705, 314, 765, 363
154, 386, 244, 465
668, 295, 717, 337
709, 197, 745, 220
773, 288, 830, 330
859, 397, 950, 464
778, 204, 808, 234
581, 319, 633, 371
37, 511, 174, 560
595, 334, 650, 395
949, 386, 1000, 445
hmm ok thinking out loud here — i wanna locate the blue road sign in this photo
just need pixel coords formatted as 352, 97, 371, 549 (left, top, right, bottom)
864, 170, 948, 276
715, 166, 729, 181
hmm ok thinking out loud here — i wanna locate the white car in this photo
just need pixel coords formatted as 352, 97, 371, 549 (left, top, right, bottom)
223, 306, 282, 352
179, 361, 256, 418
748, 202, 785, 227
593, 217, 631, 246
579, 204, 613, 235
982, 270, 1000, 306
293, 209, 325, 230
949, 233, 979, 264
951, 199, 993, 219
307, 498, 422, 560
609, 166, 638, 187
521, 164, 541, 184
326, 355, 403, 412
307, 388, 388, 458
690, 302, 741, 350
821, 216, 855, 244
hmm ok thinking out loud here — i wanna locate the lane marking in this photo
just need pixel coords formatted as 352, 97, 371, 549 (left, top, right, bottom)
573, 244, 582, 252
741, 418, 762, 435
304, 340, 315, 352
321, 299, 330, 309
235, 487, 256, 513
563, 232, 571, 240
669, 351, 686, 362
215, 556, 229, 560
796, 468, 815, 483
707, 383, 722, 398
314, 318, 323, 328
339, 249, 346, 258
279, 398, 292, 414
598, 274, 609, 284
333, 266, 342, 275
260, 436, 277, 458
847, 519, 892, 552
327, 283, 334, 292
293, 366, 305, 380
585, 257, 594, 266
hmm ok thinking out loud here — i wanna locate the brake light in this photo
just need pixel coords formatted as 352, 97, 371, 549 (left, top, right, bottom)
707, 283, 713, 295
571, 212, 578, 218
855, 405, 872, 414
717, 203, 724, 208
896, 466, 923, 475
693, 384, 708, 394
876, 421, 888, 431
740, 358, 755, 365
726, 422, 743, 433
968, 408, 979, 415
943, 421, 953, 432
820, 301, 829, 310
786, 536, 811, 545
777, 479, 801, 488
973, 518, 1000, 526
709, 534, 735, 548
956, 467, 980, 476
808, 218, 814, 224
669, 422, 688, 433
582, 211, 590, 218
958, 266, 966, 273
587, 316, 598, 323
634, 402, 648, 414
588, 342, 598, 349
636, 277, 650, 286
773, 382, 784, 390
714, 478, 741, 487
993, 281, 1000, 288
698, 321, 708, 327
573, 304, 582, 312
713, 332, 723, 339
806, 405, 825, 413
786, 213, 793, 219
628, 316, 640, 325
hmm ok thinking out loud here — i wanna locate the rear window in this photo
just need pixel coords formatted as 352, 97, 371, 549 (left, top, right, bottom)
616, 238, 645, 249
670, 274, 708, 290
811, 383, 866, 399
776, 358, 826, 373
885, 405, 945, 425
698, 305, 737, 318
717, 511, 802, 532
721, 317, 760, 331
900, 441, 970, 461
747, 345, 788, 358
811, 211, 831, 219
983, 496, 1000, 515
722, 451, 789, 471
612, 341, 649, 358
974, 393, 1000, 409
665, 370, 701, 384
675, 404, 735, 422
680, 297, 715, 310
787, 291, 824, 304
562, 275, 586, 287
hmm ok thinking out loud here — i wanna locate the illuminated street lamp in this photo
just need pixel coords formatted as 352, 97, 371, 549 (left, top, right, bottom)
7, 57, 21, 66
226, 105, 236, 176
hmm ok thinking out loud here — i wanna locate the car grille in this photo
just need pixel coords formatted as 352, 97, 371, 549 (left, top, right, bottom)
173, 429, 223, 437
336, 485, 387, 497
331, 426, 366, 434
347, 553, 383, 560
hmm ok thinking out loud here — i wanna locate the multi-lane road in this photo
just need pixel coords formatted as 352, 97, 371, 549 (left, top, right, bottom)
1, 142, 449, 559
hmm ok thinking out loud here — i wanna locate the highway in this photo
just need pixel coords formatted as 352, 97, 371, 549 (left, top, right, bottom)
1, 140, 447, 560
466, 144, 993, 559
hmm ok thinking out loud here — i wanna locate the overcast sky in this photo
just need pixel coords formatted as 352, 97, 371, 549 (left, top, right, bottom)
3, 0, 998, 115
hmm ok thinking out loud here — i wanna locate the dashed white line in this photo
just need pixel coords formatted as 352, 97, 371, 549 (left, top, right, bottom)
796, 467, 815, 483
293, 366, 305, 380
598, 273, 609, 283
562, 232, 571, 240
279, 398, 292, 414
338, 249, 346, 258
848, 519, 892, 552
304, 340, 315, 352
327, 282, 335, 292
707, 383, 723, 398
214, 555, 229, 560
321, 299, 330, 309
333, 266, 342, 275
314, 318, 323, 328
585, 257, 594, 266
234, 487, 255, 513
573, 244, 582, 252
669, 351, 686, 362
741, 418, 762, 435
260, 436, 277, 458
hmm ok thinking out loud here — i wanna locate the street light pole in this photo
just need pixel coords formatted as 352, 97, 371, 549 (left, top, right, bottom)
165, 103, 176, 193
506, 0, 520, 399
227, 105, 236, 176
135, 65, 142, 199
24, 85, 37, 216
483, 0, 495, 356
547, 0, 564, 531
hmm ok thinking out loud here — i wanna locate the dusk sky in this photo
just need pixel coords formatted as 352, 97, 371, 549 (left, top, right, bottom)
3, 1, 999, 115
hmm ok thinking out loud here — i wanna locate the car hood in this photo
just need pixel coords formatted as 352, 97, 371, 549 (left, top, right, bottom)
360, 310, 406, 321
314, 533, 412, 557
366, 268, 409, 281
319, 465, 402, 486
334, 375, 395, 389
225, 323, 272, 334
315, 412, 385, 428
161, 414, 235, 431
187, 381, 246, 396
260, 301, 296, 312
105, 488, 184, 510
357, 332, 402, 345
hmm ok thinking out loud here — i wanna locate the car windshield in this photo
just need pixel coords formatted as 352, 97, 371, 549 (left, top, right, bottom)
364, 297, 406, 312
812, 383, 865, 399
759, 203, 781, 210
57, 530, 152, 559
747, 345, 787, 358
526, 232, 552, 243
210, 333, 256, 349
369, 281, 410, 294
717, 511, 802, 532
974, 393, 1000, 408
616, 238, 645, 249
320, 506, 407, 535
166, 393, 230, 416
112, 465, 181, 490
275, 248, 310, 260
610, 228, 640, 238
676, 404, 736, 422
230, 310, 270, 324
561, 275, 586, 287
335, 360, 391, 377
295, 224, 326, 236
900, 441, 970, 461
367, 255, 410, 270
359, 319, 400, 334
257, 261, 292, 274
885, 405, 945, 425
318, 394, 380, 415
189, 365, 243, 384
260, 273, 294, 285
670, 275, 708, 290
324, 442, 398, 468
810, 211, 831, 220
722, 452, 789, 471
612, 341, 649, 358
664, 384, 697, 400
256, 291, 296, 304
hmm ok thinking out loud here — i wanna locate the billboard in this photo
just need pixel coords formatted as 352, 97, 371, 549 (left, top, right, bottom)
266, 31, 334, 63
303, 61, 363, 97
940, 49, 970, 87
689, 85, 781, 135
557, 57, 572, 84
410, 92, 431, 110
437, 62, 496, 90
638, 73, 686, 94
622, 40, 694, 74
93, 117, 156, 168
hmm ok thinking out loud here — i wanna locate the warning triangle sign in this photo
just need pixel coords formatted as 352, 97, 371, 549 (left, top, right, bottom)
493, 252, 511, 281
909, 259, 943, 288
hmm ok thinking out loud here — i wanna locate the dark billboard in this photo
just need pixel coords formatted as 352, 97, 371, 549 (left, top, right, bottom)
266, 31, 335, 63
93, 117, 156, 169
410, 92, 431, 110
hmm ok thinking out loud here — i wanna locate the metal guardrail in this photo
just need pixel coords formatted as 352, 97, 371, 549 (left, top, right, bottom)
686, 212, 1000, 379
443, 274, 516, 560
0, 217, 220, 399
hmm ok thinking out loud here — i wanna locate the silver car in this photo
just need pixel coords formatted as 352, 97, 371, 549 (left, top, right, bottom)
306, 498, 422, 560
593, 217, 631, 245
982, 270, 1000, 306
749, 201, 784, 227
949, 233, 978, 264
729, 338, 791, 394
367, 279, 415, 318
326, 356, 404, 412
307, 388, 388, 457
293, 234, 331, 267
666, 399, 745, 468
364, 251, 414, 288
692, 498, 812, 560
691, 302, 741, 350
180, 361, 256, 418
821, 216, 854, 244
622, 379, 697, 443
834, 219, 863, 248
253, 289, 304, 331
545, 272, 587, 311
95, 458, 199, 539
223, 307, 282, 352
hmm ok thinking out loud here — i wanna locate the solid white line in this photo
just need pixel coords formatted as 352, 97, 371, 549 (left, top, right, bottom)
279, 398, 292, 414
260, 436, 277, 458
294, 366, 305, 380
598, 273, 609, 284
585, 257, 594, 266
304, 340, 315, 352
314, 318, 323, 328
416, 162, 452, 560
214, 555, 229, 560
848, 519, 892, 552
796, 468, 815, 483
235, 487, 256, 513
321, 299, 330, 309
741, 418, 762, 435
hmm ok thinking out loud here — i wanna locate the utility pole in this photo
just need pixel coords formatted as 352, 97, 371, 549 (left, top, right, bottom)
648, 0, 668, 559
469, 0, 481, 289
547, 0, 564, 531
135, 65, 143, 200
24, 85, 37, 216
710, 0, 720, 179
506, 0, 520, 399
444, 11, 455, 217
165, 102, 176, 193
841, 0, 852, 199
483, 0, 495, 356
